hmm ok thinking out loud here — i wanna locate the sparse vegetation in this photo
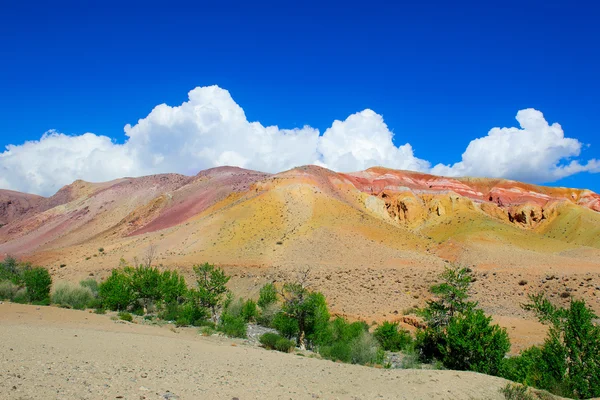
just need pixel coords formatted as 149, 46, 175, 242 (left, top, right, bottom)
118, 311, 133, 322
501, 383, 536, 400
51, 282, 94, 310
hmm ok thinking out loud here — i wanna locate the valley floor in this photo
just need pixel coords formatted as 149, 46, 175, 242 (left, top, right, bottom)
0, 303, 512, 400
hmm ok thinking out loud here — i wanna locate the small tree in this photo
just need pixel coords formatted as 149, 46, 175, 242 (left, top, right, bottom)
159, 270, 187, 304
276, 269, 330, 350
258, 282, 278, 308
98, 269, 135, 311
420, 264, 477, 329
142, 244, 158, 269
192, 263, 230, 323
416, 264, 477, 361
128, 266, 162, 309
278, 269, 313, 349
374, 321, 413, 352
523, 294, 600, 398
22, 267, 52, 302
440, 308, 510, 375
0, 256, 22, 284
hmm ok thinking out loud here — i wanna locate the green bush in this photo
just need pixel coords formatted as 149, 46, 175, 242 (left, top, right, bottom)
257, 302, 280, 327
500, 346, 545, 386
22, 267, 52, 302
0, 280, 18, 300
79, 279, 99, 296
0, 256, 22, 284
199, 326, 215, 336
259, 332, 282, 349
128, 266, 162, 308
320, 341, 352, 363
241, 299, 258, 322
98, 270, 135, 311
258, 283, 278, 308
12, 288, 28, 303
159, 301, 208, 327
51, 282, 94, 310
272, 312, 299, 339
275, 337, 295, 353
218, 312, 247, 338
374, 321, 413, 351
415, 326, 446, 362
349, 331, 380, 365
159, 270, 187, 304
511, 294, 600, 399
440, 308, 510, 375
192, 263, 230, 323
175, 302, 209, 327
501, 383, 536, 400
118, 311, 133, 322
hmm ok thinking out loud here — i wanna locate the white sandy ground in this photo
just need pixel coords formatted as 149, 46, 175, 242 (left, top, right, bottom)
1, 303, 520, 400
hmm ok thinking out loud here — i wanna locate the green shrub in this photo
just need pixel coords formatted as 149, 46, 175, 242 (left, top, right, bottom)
128, 266, 162, 308
192, 263, 230, 323
258, 283, 278, 308
98, 270, 135, 311
199, 326, 215, 336
513, 294, 600, 398
400, 347, 423, 369
0, 256, 22, 284
12, 288, 28, 303
500, 346, 545, 386
272, 312, 299, 339
218, 312, 247, 338
349, 331, 380, 365
415, 326, 446, 362
79, 279, 99, 296
159, 270, 187, 304
0, 280, 18, 300
440, 308, 510, 375
374, 321, 413, 351
275, 337, 295, 353
176, 302, 209, 327
257, 302, 280, 327
51, 282, 94, 310
259, 332, 282, 349
501, 383, 536, 400
118, 311, 133, 322
241, 299, 258, 322
320, 341, 352, 363
160, 301, 208, 327
22, 267, 52, 302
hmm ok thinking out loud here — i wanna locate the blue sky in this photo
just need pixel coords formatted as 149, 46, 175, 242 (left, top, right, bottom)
1, 0, 599, 195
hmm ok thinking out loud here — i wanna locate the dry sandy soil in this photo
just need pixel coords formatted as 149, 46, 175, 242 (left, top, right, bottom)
0, 303, 516, 400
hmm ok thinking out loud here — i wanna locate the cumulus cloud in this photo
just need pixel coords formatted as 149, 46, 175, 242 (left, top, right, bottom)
317, 109, 430, 172
0, 86, 597, 196
432, 109, 600, 182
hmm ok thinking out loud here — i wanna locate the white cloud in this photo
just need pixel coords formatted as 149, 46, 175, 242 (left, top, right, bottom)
0, 131, 133, 196
317, 109, 430, 172
432, 108, 600, 182
0, 87, 597, 196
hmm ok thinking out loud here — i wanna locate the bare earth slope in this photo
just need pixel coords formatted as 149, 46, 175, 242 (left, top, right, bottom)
1, 166, 599, 350
0, 303, 513, 400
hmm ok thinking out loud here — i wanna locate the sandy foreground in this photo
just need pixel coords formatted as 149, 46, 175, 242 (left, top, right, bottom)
0, 303, 514, 400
